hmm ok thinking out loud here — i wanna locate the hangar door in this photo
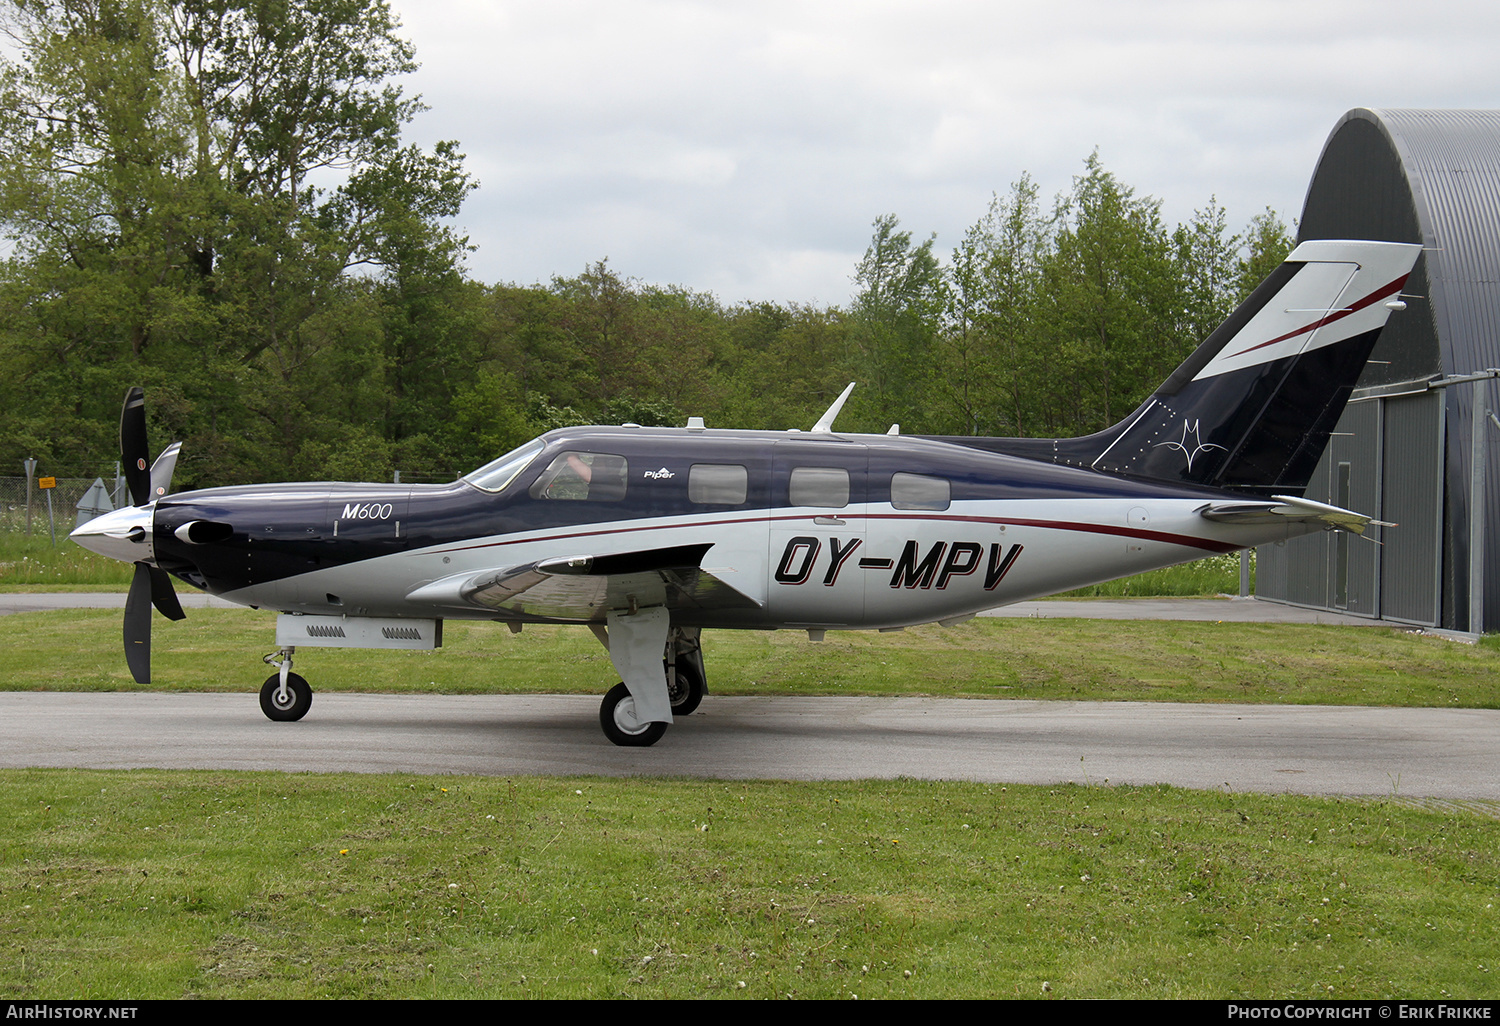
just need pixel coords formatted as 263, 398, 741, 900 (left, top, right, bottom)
1256, 389, 1443, 626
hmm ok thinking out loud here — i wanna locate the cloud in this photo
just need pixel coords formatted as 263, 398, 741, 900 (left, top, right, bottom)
390, 0, 1500, 304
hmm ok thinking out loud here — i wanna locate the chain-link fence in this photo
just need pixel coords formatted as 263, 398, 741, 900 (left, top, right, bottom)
0, 476, 126, 534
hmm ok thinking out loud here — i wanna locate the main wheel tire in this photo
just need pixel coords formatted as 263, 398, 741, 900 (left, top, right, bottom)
667, 661, 705, 716
599, 682, 667, 747
260, 672, 312, 722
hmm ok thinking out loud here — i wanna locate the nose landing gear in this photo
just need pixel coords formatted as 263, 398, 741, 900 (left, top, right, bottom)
259, 647, 312, 721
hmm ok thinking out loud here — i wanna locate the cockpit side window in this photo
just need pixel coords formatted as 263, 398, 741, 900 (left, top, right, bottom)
529, 451, 629, 501
462, 439, 545, 493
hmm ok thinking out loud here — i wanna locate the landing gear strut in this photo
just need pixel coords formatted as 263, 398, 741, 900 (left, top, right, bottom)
259, 646, 312, 721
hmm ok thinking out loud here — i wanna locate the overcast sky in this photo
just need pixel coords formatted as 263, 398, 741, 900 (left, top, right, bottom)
387, 0, 1500, 307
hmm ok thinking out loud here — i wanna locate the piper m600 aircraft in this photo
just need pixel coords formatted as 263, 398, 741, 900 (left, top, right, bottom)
72, 239, 1420, 746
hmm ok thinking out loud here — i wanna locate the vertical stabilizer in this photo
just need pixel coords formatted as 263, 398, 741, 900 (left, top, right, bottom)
933, 239, 1421, 496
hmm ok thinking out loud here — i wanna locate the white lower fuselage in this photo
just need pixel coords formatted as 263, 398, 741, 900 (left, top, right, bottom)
216, 495, 1297, 631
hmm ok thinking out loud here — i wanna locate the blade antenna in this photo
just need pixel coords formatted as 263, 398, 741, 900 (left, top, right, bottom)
811, 382, 856, 433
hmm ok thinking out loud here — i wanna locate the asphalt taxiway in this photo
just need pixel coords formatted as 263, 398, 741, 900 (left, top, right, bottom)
3, 692, 1496, 800
5, 593, 1490, 798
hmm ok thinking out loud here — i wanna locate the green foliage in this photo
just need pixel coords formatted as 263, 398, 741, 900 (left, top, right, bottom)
0, 534, 135, 587
0, 2, 1301, 485
912, 157, 1300, 441
1039, 152, 1182, 432
1062, 552, 1250, 598
844, 215, 944, 432
445, 371, 534, 474
0, 0, 482, 486
1237, 207, 1298, 299
1174, 197, 1243, 346
937, 175, 1053, 435
717, 302, 851, 431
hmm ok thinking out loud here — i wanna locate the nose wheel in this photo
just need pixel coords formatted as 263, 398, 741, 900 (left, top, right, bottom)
260, 647, 312, 721
260, 672, 312, 721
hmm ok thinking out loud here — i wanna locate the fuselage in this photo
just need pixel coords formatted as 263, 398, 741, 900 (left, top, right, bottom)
90, 425, 1315, 632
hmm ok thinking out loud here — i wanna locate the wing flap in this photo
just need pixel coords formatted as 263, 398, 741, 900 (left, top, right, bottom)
406, 543, 762, 621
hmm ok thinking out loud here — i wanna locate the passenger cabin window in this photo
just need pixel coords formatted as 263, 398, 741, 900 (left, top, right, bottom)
529, 452, 629, 501
789, 466, 849, 508
891, 472, 950, 511
689, 463, 748, 504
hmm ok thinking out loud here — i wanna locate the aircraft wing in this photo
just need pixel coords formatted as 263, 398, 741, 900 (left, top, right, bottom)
405, 543, 762, 621
1197, 494, 1388, 535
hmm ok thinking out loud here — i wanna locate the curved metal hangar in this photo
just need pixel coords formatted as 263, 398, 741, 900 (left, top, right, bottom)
1257, 108, 1500, 634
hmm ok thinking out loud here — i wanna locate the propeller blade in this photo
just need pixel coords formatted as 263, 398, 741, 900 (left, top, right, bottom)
150, 441, 181, 500
148, 565, 186, 621
120, 387, 150, 506
125, 563, 153, 684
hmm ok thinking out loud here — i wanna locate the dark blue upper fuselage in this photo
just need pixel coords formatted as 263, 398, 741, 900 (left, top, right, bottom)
149, 425, 1239, 597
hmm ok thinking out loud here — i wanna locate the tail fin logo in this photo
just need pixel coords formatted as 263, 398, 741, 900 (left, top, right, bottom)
1155, 419, 1226, 472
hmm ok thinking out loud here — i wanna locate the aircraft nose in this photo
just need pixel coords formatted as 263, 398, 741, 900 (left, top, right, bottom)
70, 504, 155, 564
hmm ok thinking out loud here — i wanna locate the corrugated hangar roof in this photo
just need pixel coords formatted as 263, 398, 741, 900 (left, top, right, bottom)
1301, 108, 1500, 387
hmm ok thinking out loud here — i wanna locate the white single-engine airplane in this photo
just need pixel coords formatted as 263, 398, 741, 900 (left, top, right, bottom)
73, 240, 1420, 746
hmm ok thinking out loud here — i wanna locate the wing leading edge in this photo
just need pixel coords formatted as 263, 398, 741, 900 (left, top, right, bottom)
405, 543, 762, 622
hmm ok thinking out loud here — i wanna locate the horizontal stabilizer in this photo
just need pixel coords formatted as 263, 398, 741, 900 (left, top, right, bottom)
1197, 494, 1388, 535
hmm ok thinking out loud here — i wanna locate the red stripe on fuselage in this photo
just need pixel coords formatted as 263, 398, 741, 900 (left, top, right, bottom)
429, 512, 1238, 557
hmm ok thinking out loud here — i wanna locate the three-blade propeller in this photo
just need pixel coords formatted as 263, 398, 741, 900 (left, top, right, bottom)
119, 387, 186, 684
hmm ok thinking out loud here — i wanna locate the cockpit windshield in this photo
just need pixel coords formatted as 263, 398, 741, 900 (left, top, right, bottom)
460, 438, 545, 493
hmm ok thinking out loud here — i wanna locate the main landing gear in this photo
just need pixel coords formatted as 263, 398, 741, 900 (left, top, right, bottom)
592, 619, 706, 748
598, 656, 706, 746
667, 658, 705, 716
259, 646, 312, 722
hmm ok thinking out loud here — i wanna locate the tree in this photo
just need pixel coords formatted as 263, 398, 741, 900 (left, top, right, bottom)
718, 301, 849, 431
1172, 197, 1241, 348
0, 0, 473, 485
847, 214, 943, 431
1040, 152, 1178, 433
939, 175, 1051, 435
1236, 207, 1296, 300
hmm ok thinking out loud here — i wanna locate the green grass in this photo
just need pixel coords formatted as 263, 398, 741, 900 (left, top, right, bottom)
3, 608, 1497, 708
2, 770, 1496, 999
6, 544, 1497, 1000
1061, 552, 1250, 598
0, 533, 135, 589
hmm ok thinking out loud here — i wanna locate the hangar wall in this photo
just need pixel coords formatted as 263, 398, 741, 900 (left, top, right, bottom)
1257, 108, 1500, 631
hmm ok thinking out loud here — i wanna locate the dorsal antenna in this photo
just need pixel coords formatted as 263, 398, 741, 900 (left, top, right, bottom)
810, 382, 856, 433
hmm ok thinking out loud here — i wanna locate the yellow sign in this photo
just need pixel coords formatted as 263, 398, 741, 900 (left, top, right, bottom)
37, 477, 55, 489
